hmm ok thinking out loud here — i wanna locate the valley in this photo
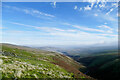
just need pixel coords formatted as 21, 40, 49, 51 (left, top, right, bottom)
38, 45, 120, 80
0, 43, 119, 80
63, 50, 120, 80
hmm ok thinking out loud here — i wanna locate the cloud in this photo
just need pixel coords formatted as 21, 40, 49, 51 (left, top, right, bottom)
63, 22, 117, 34
98, 25, 113, 30
106, 30, 113, 33
104, 22, 107, 24
54, 2, 56, 7
74, 5, 78, 10
51, 2, 56, 8
62, 23, 71, 26
104, 15, 117, 21
84, 5, 92, 10
84, 2, 95, 11
94, 13, 98, 16
10, 22, 38, 28
76, 2, 117, 22
74, 6, 82, 11
97, 25, 114, 33
63, 22, 116, 34
3, 5, 55, 18
106, 8, 114, 15
98, 33, 117, 37
112, 3, 118, 7
10, 22, 116, 36
10, 22, 76, 32
23, 9, 55, 18
72, 2, 117, 23
98, 2, 106, 8
75, 2, 95, 11
30, 9, 55, 17
79, 7, 82, 11
5, 21, 117, 46
47, 30, 117, 45
72, 25, 104, 32
91, 2, 95, 8
94, 11, 117, 22
3, 29, 117, 46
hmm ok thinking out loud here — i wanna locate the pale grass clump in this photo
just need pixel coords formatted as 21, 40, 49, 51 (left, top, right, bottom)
1, 55, 73, 78
0, 59, 3, 65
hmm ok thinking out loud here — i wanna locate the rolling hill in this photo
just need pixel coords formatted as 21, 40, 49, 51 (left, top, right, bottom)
75, 52, 120, 80
0, 43, 94, 79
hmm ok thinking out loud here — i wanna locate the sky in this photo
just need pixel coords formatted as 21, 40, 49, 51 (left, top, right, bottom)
1, 2, 119, 46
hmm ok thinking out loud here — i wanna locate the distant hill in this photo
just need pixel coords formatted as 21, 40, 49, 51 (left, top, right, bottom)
0, 43, 94, 79
37, 45, 118, 57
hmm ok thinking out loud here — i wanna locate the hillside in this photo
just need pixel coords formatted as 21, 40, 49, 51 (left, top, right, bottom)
75, 52, 120, 80
0, 43, 94, 79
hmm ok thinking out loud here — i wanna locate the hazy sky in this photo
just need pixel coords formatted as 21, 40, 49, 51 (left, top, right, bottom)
2, 2, 118, 46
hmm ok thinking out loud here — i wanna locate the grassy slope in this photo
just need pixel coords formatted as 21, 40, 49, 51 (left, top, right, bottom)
77, 53, 120, 80
0, 43, 93, 79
